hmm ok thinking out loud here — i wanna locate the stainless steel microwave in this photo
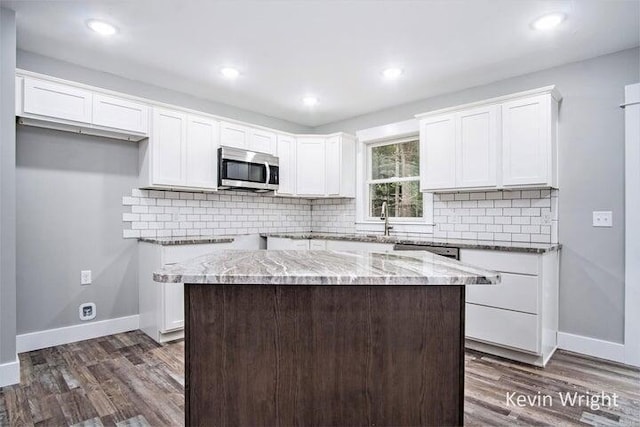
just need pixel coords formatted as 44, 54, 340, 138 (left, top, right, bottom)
218, 146, 279, 192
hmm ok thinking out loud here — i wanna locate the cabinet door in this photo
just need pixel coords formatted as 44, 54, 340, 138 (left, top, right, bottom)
456, 106, 498, 188
92, 94, 149, 134
22, 77, 92, 123
220, 121, 248, 149
152, 108, 187, 186
325, 136, 341, 196
248, 128, 277, 154
186, 115, 219, 189
276, 135, 296, 195
420, 114, 456, 190
502, 95, 551, 186
162, 283, 184, 332
296, 137, 326, 196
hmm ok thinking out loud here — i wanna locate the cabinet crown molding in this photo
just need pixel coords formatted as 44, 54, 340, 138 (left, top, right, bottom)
415, 85, 561, 119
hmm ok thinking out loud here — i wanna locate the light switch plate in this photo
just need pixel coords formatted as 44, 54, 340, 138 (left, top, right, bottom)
593, 211, 613, 227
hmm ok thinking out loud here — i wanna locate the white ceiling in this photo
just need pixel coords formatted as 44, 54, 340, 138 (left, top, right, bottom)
3, 0, 639, 127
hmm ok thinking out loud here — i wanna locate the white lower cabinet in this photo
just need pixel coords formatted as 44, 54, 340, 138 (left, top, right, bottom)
267, 237, 310, 250
139, 241, 236, 343
461, 248, 559, 367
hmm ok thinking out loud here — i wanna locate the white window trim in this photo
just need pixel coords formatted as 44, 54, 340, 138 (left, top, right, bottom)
355, 119, 434, 235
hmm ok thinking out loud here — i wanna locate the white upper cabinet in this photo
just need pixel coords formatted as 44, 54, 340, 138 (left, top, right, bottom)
502, 94, 555, 187
220, 121, 248, 149
142, 108, 219, 191
186, 115, 219, 189
296, 137, 326, 196
276, 134, 296, 196
92, 94, 149, 134
152, 108, 187, 187
456, 105, 498, 188
295, 134, 356, 198
22, 77, 92, 123
17, 74, 150, 141
248, 128, 277, 154
220, 121, 276, 154
417, 86, 560, 192
18, 71, 358, 197
420, 114, 456, 191
325, 136, 341, 196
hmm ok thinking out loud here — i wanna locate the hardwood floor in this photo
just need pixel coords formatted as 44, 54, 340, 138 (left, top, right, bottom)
0, 330, 638, 426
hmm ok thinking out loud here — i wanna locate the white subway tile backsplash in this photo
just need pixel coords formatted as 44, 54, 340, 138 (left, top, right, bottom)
123, 189, 312, 238
123, 188, 558, 244
433, 190, 558, 243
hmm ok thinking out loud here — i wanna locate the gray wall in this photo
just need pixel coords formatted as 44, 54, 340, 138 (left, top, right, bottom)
316, 48, 640, 344
17, 50, 313, 135
16, 127, 139, 334
0, 7, 17, 364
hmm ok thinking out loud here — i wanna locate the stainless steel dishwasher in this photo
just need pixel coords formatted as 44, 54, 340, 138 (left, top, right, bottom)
393, 244, 460, 260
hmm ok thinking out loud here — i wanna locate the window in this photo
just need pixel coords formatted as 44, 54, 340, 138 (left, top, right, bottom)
367, 138, 423, 220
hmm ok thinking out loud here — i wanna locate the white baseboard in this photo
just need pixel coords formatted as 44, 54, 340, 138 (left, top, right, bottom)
558, 332, 626, 364
0, 356, 20, 387
17, 315, 140, 353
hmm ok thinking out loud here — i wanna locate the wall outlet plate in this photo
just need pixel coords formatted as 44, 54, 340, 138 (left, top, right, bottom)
81, 270, 92, 285
79, 303, 96, 321
593, 211, 613, 227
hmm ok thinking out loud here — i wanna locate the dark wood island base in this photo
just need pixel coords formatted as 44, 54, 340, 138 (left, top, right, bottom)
185, 284, 465, 427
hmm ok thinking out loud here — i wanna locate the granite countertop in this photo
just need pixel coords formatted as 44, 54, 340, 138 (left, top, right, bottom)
261, 232, 560, 254
139, 236, 235, 246
153, 249, 500, 286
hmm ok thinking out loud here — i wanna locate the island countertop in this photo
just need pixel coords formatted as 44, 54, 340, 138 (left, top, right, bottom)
153, 249, 500, 286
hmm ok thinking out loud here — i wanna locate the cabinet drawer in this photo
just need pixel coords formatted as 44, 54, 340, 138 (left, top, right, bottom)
466, 303, 540, 354
460, 249, 538, 275
467, 273, 539, 314
23, 77, 92, 123
92, 94, 149, 133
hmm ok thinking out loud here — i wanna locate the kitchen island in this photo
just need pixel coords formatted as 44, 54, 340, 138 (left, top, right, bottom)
154, 250, 499, 427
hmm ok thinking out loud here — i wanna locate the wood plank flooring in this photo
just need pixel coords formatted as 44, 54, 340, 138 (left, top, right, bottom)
0, 330, 638, 426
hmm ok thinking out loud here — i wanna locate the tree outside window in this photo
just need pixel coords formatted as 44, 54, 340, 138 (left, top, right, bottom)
368, 139, 422, 218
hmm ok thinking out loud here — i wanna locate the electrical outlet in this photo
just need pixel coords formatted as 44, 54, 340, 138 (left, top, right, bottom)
81, 270, 92, 285
593, 211, 613, 227
172, 212, 180, 222
541, 212, 552, 226
79, 303, 96, 321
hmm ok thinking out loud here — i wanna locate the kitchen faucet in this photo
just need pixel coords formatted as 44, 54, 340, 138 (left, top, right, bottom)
380, 201, 393, 236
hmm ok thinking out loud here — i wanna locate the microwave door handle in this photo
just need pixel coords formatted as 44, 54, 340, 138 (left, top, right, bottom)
264, 162, 270, 184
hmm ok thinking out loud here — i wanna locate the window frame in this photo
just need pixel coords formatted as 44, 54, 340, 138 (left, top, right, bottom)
354, 118, 434, 235
365, 136, 423, 222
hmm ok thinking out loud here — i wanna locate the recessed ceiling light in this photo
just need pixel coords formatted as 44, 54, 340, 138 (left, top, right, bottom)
86, 19, 117, 36
532, 13, 566, 31
220, 67, 240, 79
382, 67, 403, 80
302, 96, 318, 107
